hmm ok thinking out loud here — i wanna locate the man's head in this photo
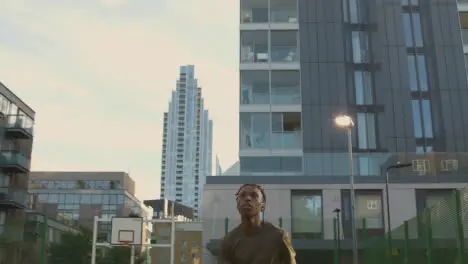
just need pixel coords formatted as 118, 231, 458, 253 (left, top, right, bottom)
235, 184, 266, 217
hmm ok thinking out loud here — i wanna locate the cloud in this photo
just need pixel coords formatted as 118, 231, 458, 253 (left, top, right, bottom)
0, 0, 239, 200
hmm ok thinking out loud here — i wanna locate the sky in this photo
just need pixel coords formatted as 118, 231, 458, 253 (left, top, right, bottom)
0, 0, 239, 201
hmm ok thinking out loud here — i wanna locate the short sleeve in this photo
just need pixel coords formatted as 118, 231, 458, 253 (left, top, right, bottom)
218, 236, 232, 264
279, 231, 296, 264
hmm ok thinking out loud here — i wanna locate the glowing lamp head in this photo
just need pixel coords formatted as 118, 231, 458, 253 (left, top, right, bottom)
334, 115, 354, 128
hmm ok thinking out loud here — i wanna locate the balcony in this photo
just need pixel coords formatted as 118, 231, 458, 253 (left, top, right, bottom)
0, 187, 29, 209
0, 151, 31, 173
240, 0, 298, 24
271, 132, 302, 149
4, 114, 34, 139
240, 112, 302, 150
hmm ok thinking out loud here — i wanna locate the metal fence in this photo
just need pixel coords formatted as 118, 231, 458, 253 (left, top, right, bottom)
332, 188, 468, 264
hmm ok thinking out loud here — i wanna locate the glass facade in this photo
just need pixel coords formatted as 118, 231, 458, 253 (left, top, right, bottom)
402, 1, 434, 151
291, 191, 323, 239
29, 179, 144, 239
239, 0, 301, 175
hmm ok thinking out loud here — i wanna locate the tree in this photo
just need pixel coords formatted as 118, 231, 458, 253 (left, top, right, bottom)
49, 227, 93, 264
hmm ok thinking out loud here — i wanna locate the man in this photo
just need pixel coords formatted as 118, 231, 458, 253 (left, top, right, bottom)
218, 184, 296, 264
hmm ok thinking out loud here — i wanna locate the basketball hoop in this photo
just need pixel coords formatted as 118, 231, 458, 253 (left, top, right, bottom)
120, 240, 131, 247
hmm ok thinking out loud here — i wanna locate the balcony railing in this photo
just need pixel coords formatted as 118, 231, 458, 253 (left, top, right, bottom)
271, 132, 302, 149
0, 187, 29, 208
0, 151, 31, 172
270, 9, 298, 23
271, 87, 301, 104
4, 114, 34, 137
271, 46, 298, 62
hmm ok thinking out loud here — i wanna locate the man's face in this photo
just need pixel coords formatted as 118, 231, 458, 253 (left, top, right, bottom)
236, 185, 264, 217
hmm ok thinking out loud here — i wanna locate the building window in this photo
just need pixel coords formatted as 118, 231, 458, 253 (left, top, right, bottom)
354, 71, 373, 105
240, 70, 270, 105
349, 0, 367, 23
240, 156, 302, 173
240, 0, 268, 23
270, 0, 298, 23
291, 191, 322, 239
352, 31, 370, 63
271, 30, 299, 62
355, 194, 383, 229
240, 113, 271, 149
401, 0, 419, 6
271, 71, 301, 105
411, 100, 433, 138
407, 55, 428, 92
357, 113, 377, 149
240, 30, 268, 63
416, 146, 433, 153
403, 13, 423, 47
271, 112, 302, 149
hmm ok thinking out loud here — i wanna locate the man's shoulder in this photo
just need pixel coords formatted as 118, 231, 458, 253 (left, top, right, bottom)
263, 222, 285, 234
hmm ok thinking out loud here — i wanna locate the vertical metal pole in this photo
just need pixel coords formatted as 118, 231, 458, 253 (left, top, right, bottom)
348, 129, 359, 264
385, 169, 393, 264
362, 218, 367, 264
39, 215, 47, 264
337, 212, 341, 255
91, 216, 98, 264
425, 210, 433, 264
278, 217, 283, 228
333, 218, 339, 264
224, 217, 229, 235
454, 190, 465, 264
170, 203, 175, 264
403, 221, 409, 264
130, 245, 135, 264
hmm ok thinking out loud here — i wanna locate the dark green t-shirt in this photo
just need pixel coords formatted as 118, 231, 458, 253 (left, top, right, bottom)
218, 222, 296, 264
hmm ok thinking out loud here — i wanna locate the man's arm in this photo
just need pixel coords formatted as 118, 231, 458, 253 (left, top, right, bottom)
279, 231, 296, 264
218, 237, 232, 264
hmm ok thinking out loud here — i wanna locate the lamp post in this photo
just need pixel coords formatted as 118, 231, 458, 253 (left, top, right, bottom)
385, 162, 412, 262
334, 114, 358, 264
333, 208, 342, 263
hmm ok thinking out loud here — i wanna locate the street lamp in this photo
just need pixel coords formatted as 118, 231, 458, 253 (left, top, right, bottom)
385, 162, 412, 262
334, 114, 358, 264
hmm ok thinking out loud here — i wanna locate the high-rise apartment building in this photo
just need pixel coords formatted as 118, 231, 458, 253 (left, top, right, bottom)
160, 65, 213, 217
239, 0, 468, 175
0, 82, 34, 262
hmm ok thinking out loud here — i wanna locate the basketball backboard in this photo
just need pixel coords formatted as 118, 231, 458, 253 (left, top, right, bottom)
110, 217, 143, 245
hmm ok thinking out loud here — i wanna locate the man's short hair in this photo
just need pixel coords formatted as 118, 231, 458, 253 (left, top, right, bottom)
235, 184, 266, 203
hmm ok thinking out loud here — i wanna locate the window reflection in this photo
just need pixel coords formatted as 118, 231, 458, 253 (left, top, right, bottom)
352, 31, 370, 63
402, 13, 423, 47
356, 194, 383, 228
357, 113, 377, 149
407, 55, 428, 92
411, 100, 433, 138
291, 192, 322, 239
30, 180, 122, 190
354, 71, 373, 105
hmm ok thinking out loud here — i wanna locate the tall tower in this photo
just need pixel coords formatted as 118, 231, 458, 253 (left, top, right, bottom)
160, 65, 213, 217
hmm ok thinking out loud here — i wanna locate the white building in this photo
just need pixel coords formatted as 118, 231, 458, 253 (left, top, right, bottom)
160, 65, 213, 217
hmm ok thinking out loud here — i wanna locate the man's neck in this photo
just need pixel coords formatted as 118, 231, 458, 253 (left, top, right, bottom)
240, 215, 262, 232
